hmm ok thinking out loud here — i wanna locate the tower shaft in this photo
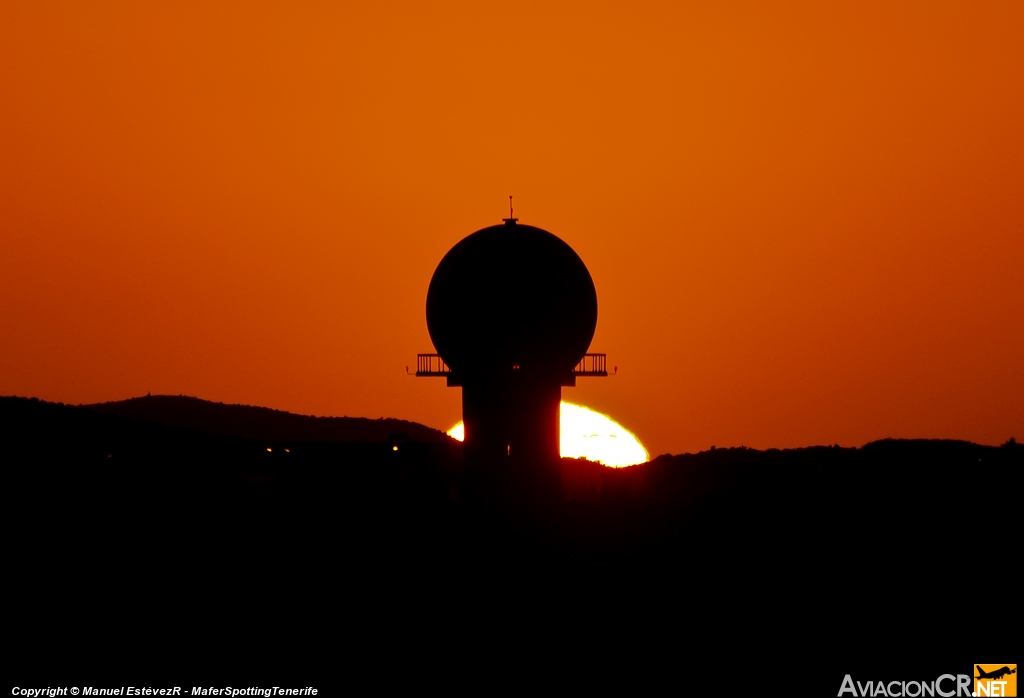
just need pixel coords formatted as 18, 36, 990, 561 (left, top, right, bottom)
461, 377, 562, 468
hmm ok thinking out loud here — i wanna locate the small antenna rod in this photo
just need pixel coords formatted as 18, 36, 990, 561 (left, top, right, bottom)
503, 195, 518, 224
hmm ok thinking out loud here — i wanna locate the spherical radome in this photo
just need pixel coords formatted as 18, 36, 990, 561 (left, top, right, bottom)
426, 223, 597, 374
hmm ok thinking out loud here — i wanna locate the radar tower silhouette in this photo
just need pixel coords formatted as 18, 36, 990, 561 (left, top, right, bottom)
415, 204, 607, 473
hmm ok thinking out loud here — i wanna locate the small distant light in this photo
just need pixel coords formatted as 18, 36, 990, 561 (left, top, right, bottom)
285, 448, 290, 453
392, 445, 399, 451
266, 447, 272, 452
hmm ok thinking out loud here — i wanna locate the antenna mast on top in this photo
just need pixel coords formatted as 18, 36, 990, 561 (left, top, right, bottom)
503, 195, 518, 224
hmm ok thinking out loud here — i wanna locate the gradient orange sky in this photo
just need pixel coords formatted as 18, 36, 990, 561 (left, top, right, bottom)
2, 1, 1021, 456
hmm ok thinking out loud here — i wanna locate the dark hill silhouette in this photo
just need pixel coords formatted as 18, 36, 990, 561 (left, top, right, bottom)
4, 394, 1019, 687
86, 393, 452, 444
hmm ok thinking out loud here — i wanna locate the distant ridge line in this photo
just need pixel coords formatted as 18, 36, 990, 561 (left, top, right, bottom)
1, 394, 1015, 456
84, 394, 453, 445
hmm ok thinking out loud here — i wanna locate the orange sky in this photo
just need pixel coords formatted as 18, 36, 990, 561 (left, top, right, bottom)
2, 1, 1021, 456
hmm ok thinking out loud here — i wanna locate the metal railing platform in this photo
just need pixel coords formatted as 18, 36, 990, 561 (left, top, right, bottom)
415, 353, 608, 377
416, 354, 451, 376
573, 353, 608, 376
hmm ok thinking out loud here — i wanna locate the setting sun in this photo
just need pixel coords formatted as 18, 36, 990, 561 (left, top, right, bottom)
446, 401, 648, 467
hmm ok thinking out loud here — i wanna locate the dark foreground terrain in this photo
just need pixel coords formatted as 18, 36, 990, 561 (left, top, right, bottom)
4, 395, 1019, 688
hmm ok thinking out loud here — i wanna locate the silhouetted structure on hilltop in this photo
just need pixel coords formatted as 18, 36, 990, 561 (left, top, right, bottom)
416, 207, 607, 475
